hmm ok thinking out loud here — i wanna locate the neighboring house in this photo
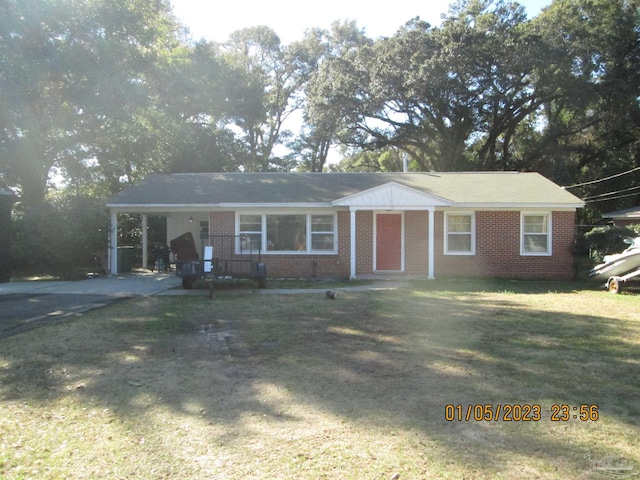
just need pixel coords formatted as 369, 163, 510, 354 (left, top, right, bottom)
105, 172, 584, 280
601, 206, 640, 227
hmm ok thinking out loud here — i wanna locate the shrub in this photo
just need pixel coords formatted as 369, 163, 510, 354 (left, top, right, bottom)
12, 196, 110, 279
583, 224, 640, 262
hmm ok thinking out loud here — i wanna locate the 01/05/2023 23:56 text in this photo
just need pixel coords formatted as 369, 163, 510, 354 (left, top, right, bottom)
444, 404, 599, 422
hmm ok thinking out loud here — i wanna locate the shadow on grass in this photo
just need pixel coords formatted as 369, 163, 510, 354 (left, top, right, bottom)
1, 281, 639, 477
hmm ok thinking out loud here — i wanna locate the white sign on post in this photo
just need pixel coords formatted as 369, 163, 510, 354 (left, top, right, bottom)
203, 246, 213, 273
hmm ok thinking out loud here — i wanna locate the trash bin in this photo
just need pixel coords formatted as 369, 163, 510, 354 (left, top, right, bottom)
177, 260, 201, 289
117, 246, 135, 273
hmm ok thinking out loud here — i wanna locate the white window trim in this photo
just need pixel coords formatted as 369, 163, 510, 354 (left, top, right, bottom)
520, 212, 552, 256
309, 214, 337, 253
236, 212, 338, 255
444, 212, 476, 256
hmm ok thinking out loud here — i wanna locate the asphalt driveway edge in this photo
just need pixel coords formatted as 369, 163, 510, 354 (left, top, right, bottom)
0, 295, 134, 340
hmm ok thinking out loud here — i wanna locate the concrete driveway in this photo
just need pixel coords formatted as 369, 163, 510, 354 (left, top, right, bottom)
0, 272, 182, 338
0, 271, 182, 297
0, 272, 407, 338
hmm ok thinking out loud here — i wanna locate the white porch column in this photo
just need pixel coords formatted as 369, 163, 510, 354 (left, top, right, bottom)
428, 207, 435, 279
142, 214, 148, 270
349, 208, 357, 279
110, 212, 118, 275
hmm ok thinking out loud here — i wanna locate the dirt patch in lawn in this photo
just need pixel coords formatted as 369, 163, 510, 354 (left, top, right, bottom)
1, 284, 639, 479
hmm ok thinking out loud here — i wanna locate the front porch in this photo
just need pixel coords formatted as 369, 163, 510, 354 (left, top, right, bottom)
108, 210, 210, 275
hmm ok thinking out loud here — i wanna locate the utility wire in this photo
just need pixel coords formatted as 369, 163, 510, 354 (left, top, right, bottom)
584, 191, 640, 203
583, 184, 640, 200
563, 166, 640, 189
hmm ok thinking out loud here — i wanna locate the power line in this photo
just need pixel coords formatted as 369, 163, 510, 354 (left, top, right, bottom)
583, 185, 640, 200
563, 166, 640, 189
584, 191, 640, 203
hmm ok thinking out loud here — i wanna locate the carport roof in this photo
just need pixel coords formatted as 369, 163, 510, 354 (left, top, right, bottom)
105, 172, 584, 210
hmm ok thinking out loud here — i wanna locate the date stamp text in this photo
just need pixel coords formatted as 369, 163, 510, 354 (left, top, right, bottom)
444, 404, 599, 422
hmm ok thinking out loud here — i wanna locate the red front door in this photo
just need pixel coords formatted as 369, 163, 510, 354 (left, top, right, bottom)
376, 214, 402, 271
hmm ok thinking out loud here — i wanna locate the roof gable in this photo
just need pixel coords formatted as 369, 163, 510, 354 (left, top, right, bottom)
332, 182, 452, 208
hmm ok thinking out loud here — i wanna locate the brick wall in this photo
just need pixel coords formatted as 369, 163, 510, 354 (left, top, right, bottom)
210, 211, 235, 236
209, 210, 351, 279
405, 211, 429, 274
355, 210, 373, 275
434, 211, 576, 280
208, 209, 577, 280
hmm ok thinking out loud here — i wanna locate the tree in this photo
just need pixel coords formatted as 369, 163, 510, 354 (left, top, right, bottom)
221, 26, 313, 171
11, 193, 110, 277
0, 0, 80, 206
294, 21, 373, 172
155, 40, 240, 174
333, 146, 412, 172
314, 1, 550, 172
531, 0, 640, 216
439, 0, 553, 170
1, 0, 192, 278
0, 0, 186, 204
357, 17, 474, 171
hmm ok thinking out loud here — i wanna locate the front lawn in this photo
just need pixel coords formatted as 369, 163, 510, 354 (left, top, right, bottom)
0, 281, 638, 479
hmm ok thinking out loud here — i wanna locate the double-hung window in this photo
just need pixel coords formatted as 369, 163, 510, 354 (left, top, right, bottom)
238, 215, 262, 252
445, 213, 475, 255
521, 213, 551, 255
238, 213, 336, 254
311, 215, 335, 251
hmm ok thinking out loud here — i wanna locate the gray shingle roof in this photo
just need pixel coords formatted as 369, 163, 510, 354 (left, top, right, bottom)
106, 172, 584, 209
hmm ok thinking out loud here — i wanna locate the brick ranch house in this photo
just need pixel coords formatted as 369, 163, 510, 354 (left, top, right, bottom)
105, 172, 584, 280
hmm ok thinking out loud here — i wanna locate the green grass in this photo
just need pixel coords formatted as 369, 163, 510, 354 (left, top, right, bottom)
1, 281, 639, 479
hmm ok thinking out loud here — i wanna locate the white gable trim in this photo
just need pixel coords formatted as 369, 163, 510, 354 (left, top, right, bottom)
332, 182, 453, 209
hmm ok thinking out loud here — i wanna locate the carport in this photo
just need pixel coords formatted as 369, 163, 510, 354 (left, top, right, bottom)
106, 208, 209, 275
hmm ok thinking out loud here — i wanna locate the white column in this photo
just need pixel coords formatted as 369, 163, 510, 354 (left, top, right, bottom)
110, 212, 118, 275
142, 214, 148, 270
350, 208, 357, 279
428, 207, 435, 279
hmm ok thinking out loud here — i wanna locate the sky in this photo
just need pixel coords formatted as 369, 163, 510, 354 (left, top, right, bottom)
170, 0, 554, 45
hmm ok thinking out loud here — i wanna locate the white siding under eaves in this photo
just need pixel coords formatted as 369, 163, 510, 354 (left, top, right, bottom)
332, 182, 452, 209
